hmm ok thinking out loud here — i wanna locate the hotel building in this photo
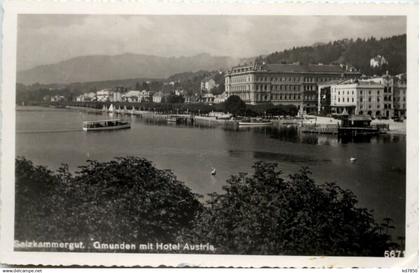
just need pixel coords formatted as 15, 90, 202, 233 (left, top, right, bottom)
322, 73, 406, 119
393, 75, 407, 118
224, 63, 360, 113
330, 80, 391, 118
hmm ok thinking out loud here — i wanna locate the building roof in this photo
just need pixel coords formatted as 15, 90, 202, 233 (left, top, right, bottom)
201, 76, 215, 83
264, 64, 350, 74
334, 79, 383, 87
203, 93, 215, 98
124, 90, 142, 97
319, 79, 350, 87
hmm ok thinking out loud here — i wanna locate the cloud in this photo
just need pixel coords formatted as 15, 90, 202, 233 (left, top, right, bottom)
17, 15, 406, 71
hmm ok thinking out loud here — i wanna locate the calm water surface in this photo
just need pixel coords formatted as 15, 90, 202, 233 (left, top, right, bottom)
16, 106, 406, 239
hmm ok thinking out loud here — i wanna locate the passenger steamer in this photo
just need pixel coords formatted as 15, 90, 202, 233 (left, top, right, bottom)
82, 119, 131, 132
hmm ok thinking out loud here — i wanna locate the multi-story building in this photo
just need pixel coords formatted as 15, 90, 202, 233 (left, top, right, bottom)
317, 79, 348, 115
330, 79, 393, 118
201, 93, 215, 104
370, 55, 388, 68
113, 91, 122, 102
152, 91, 164, 103
96, 89, 113, 102
319, 72, 406, 119
225, 63, 360, 114
201, 78, 217, 92
393, 74, 407, 119
122, 90, 151, 102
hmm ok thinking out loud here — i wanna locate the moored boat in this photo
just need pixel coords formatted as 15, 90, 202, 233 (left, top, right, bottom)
167, 116, 177, 123
83, 119, 131, 131
238, 118, 272, 127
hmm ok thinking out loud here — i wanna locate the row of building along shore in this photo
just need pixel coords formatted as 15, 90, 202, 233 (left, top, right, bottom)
58, 62, 406, 120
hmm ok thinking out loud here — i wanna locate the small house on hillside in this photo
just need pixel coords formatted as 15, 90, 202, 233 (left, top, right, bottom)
152, 91, 164, 103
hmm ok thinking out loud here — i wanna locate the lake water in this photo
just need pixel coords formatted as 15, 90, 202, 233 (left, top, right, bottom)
16, 106, 406, 240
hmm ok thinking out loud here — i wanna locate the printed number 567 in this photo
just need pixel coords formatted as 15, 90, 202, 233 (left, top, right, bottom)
384, 250, 403, 257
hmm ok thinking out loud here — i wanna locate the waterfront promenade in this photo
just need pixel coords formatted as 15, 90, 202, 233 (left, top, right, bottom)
63, 104, 406, 135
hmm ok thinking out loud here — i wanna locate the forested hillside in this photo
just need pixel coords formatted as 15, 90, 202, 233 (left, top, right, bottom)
263, 34, 406, 75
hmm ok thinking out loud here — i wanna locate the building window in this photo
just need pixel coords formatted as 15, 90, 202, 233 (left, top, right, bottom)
360, 98, 363, 102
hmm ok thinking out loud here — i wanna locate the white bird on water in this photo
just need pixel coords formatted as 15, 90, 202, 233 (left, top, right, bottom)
350, 157, 357, 162
211, 168, 216, 176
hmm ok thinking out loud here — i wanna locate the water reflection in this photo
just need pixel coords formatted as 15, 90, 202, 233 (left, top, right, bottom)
228, 149, 331, 164
245, 125, 404, 146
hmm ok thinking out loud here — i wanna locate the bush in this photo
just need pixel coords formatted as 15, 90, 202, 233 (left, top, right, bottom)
191, 161, 396, 256
225, 95, 246, 116
15, 157, 397, 255
15, 157, 203, 246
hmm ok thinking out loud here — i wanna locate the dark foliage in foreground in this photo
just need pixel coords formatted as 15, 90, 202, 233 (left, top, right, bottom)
15, 157, 202, 244
190, 162, 398, 256
15, 157, 398, 255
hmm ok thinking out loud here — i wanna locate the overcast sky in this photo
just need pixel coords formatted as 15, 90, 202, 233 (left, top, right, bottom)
17, 15, 406, 71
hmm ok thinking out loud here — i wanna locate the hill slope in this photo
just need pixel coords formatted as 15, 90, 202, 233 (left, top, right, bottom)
263, 34, 406, 75
17, 53, 240, 85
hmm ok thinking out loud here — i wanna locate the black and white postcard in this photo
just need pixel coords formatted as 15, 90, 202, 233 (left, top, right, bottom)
0, 1, 418, 268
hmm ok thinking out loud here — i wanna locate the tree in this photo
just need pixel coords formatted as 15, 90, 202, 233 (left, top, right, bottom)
224, 95, 246, 116
15, 157, 398, 256
142, 81, 149, 91
210, 84, 225, 96
15, 157, 203, 247
15, 157, 61, 241
191, 162, 396, 256
164, 94, 185, 104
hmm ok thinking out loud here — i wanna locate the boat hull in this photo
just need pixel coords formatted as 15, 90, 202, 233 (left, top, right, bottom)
83, 124, 131, 132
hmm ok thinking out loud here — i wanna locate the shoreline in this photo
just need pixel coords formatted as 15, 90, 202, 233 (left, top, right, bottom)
17, 104, 407, 135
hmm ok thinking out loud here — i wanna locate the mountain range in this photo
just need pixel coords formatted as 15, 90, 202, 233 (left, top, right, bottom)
17, 53, 241, 85
17, 34, 406, 86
